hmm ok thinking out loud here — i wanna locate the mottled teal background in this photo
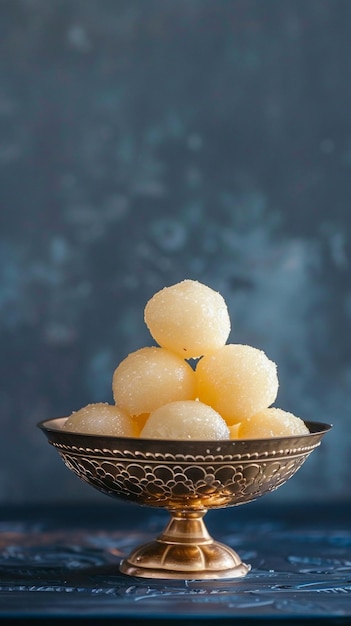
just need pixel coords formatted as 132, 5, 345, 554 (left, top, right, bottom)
0, 0, 350, 503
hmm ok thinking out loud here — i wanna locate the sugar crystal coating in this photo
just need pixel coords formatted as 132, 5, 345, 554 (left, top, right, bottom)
61, 279, 310, 442
237, 407, 309, 438
144, 279, 231, 358
112, 346, 196, 416
63, 403, 138, 437
140, 400, 230, 440
195, 344, 279, 425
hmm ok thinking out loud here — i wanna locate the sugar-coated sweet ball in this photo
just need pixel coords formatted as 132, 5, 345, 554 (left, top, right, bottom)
140, 400, 230, 440
112, 346, 196, 416
237, 407, 309, 439
63, 403, 138, 437
195, 344, 279, 425
144, 279, 231, 359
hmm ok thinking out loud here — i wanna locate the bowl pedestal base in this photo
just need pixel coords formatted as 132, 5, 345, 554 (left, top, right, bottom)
119, 509, 251, 580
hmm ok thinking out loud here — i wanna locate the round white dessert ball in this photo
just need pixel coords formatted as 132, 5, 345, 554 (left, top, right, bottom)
237, 407, 309, 439
140, 400, 230, 440
112, 346, 196, 416
195, 343, 279, 425
144, 279, 231, 358
63, 403, 138, 437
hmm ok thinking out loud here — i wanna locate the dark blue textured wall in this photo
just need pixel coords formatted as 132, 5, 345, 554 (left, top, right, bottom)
0, 0, 350, 502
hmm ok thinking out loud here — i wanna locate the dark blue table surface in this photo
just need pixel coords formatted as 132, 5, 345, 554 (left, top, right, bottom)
0, 499, 350, 624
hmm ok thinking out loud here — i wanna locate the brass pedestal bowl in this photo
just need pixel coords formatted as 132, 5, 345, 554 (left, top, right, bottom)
39, 418, 331, 580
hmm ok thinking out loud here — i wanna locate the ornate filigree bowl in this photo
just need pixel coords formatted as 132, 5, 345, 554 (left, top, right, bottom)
38, 418, 331, 580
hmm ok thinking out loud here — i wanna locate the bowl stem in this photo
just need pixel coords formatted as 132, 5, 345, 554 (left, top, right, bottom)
119, 508, 251, 580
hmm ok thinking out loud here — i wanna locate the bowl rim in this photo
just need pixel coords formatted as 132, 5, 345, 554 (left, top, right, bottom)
37, 416, 332, 445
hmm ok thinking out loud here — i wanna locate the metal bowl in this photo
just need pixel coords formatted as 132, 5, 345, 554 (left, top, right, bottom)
39, 417, 331, 580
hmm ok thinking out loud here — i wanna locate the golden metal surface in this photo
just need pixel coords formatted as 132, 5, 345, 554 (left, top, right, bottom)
38, 418, 331, 580
119, 509, 251, 579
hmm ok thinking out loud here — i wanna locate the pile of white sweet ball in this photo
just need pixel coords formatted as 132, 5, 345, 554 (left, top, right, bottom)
63, 279, 309, 440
